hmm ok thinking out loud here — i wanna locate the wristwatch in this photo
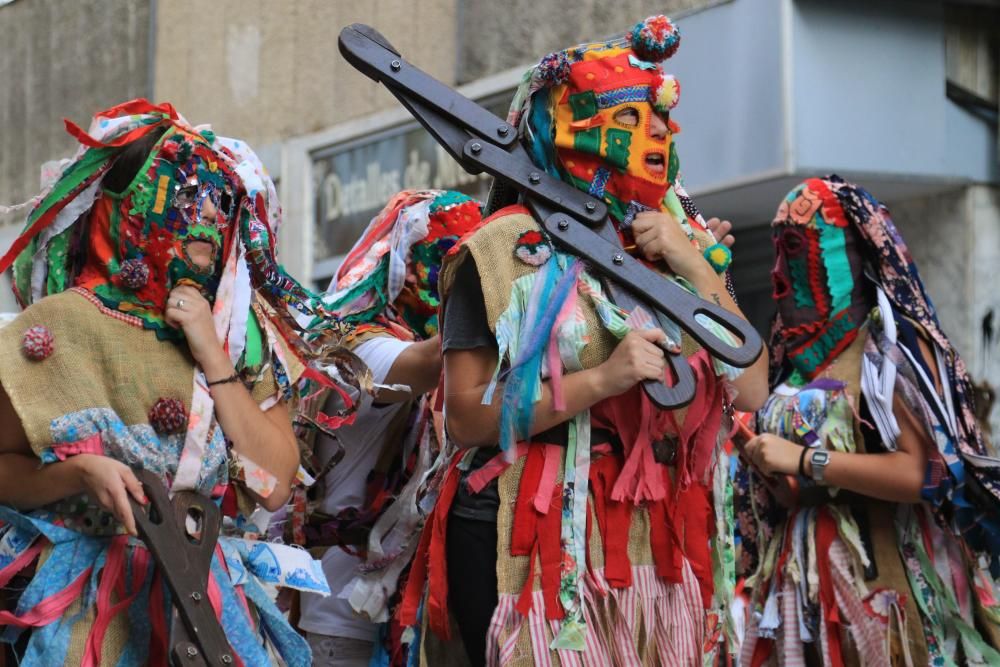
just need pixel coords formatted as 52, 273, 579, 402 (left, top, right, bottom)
809, 449, 830, 484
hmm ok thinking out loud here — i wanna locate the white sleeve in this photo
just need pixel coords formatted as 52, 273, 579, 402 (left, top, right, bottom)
353, 336, 413, 385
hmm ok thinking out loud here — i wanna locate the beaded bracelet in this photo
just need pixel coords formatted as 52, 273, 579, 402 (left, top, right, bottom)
207, 372, 241, 387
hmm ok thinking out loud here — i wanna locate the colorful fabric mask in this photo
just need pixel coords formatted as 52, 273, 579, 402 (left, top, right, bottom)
71, 127, 240, 334
513, 16, 684, 223
770, 177, 871, 379
322, 189, 482, 341
0, 99, 363, 422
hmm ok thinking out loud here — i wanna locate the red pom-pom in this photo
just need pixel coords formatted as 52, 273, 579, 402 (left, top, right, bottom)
149, 397, 187, 435
650, 71, 681, 113
630, 15, 681, 63
22, 326, 54, 361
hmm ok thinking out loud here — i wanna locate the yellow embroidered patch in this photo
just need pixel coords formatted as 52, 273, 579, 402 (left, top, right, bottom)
151, 174, 171, 214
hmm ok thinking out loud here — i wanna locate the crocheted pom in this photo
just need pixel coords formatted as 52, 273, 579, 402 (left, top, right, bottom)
199, 129, 216, 145
650, 72, 681, 113
161, 136, 193, 164
703, 243, 733, 274
514, 229, 552, 266
22, 326, 54, 361
118, 258, 150, 290
148, 397, 187, 435
630, 15, 681, 63
536, 51, 571, 86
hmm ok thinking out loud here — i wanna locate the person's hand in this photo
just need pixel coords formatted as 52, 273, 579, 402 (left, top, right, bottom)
706, 217, 735, 248
71, 454, 146, 536
631, 211, 709, 279
742, 434, 805, 477
165, 284, 223, 366
597, 328, 670, 397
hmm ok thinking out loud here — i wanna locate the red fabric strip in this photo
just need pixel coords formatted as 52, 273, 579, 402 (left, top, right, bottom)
0, 540, 44, 589
94, 99, 179, 122
511, 446, 545, 557
807, 178, 850, 228
148, 569, 168, 666
534, 444, 562, 514
62, 111, 174, 150
425, 454, 465, 639
50, 434, 105, 460
649, 498, 683, 588
515, 543, 539, 618
676, 483, 713, 606
465, 442, 525, 495
816, 509, 844, 667
0, 566, 92, 628
648, 464, 681, 584
82, 535, 127, 667
750, 637, 774, 667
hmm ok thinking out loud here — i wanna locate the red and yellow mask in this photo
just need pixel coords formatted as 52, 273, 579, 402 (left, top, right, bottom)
542, 16, 683, 221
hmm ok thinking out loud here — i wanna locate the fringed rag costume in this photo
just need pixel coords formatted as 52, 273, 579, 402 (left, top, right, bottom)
292, 190, 481, 665
736, 176, 1000, 666
0, 100, 365, 666
399, 17, 746, 666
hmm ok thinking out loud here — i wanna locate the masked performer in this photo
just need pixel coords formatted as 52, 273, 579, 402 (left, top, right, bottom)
0, 100, 362, 666
297, 189, 481, 667
396, 16, 769, 666
737, 175, 1000, 665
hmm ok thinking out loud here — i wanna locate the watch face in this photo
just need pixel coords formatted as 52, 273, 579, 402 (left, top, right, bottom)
812, 451, 830, 465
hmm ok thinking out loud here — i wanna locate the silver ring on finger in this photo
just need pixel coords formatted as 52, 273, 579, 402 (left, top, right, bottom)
176, 298, 185, 309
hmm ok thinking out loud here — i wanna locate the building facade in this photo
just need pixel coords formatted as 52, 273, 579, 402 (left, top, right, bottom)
1, 0, 998, 429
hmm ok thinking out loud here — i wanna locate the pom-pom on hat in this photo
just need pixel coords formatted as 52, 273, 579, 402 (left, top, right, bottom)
630, 15, 681, 62
536, 51, 571, 86
650, 71, 681, 113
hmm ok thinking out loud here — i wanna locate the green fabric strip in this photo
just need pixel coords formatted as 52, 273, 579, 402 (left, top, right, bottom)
788, 258, 814, 309
242, 308, 264, 371
818, 224, 854, 317
21, 146, 115, 232
45, 230, 72, 295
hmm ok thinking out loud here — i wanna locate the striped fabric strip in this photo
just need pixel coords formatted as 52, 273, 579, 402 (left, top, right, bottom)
487, 564, 705, 666
828, 538, 892, 665
780, 574, 807, 667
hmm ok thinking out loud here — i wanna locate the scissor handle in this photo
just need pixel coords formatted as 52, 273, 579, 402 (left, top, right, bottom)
542, 211, 762, 368
129, 470, 235, 666
601, 279, 697, 407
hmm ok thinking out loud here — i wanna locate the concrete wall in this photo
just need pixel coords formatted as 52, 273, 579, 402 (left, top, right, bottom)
454, 0, 728, 84
153, 0, 461, 148
0, 0, 152, 310
0, 0, 151, 224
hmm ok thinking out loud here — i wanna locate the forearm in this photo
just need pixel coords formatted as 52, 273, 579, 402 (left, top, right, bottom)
806, 450, 924, 503
446, 365, 609, 448
381, 336, 442, 399
684, 266, 769, 410
199, 354, 299, 506
0, 454, 84, 510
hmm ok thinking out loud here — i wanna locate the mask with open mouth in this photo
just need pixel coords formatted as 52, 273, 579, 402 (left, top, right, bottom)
74, 126, 241, 336
544, 16, 683, 221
